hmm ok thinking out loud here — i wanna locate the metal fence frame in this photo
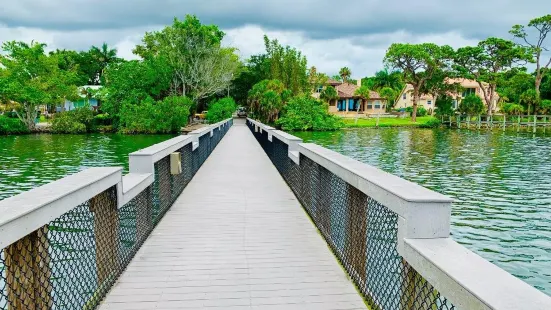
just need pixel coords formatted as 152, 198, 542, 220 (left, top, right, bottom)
246, 118, 551, 310
0, 119, 233, 310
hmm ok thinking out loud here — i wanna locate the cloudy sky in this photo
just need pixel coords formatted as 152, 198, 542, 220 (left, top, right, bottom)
1, 0, 549, 78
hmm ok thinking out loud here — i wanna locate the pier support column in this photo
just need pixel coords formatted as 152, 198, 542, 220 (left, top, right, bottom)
5, 225, 53, 310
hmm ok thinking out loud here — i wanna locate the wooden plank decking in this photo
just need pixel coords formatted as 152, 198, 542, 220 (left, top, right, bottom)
100, 118, 365, 310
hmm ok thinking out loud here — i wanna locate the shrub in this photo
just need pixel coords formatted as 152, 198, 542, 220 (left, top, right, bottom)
459, 95, 485, 115
0, 115, 29, 134
405, 106, 428, 117
276, 96, 343, 131
435, 96, 455, 116
51, 107, 95, 134
206, 97, 237, 123
119, 96, 192, 134
419, 117, 441, 128
502, 103, 524, 115
94, 113, 113, 126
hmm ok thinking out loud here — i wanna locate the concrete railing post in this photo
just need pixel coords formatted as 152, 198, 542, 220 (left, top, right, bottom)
5, 225, 53, 310
89, 188, 120, 285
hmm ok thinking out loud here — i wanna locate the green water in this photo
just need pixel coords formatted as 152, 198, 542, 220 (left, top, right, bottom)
293, 128, 551, 295
0, 133, 174, 200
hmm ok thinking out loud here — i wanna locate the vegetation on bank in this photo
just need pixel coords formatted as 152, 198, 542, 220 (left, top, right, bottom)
343, 116, 440, 128
276, 96, 343, 131
0, 115, 29, 134
206, 98, 237, 123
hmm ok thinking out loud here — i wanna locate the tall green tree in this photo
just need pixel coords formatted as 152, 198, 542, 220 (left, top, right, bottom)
134, 15, 238, 102
354, 85, 371, 111
510, 15, 551, 97
308, 66, 329, 92
0, 41, 79, 130
459, 94, 485, 115
454, 38, 531, 114
384, 43, 454, 121
371, 69, 404, 91
320, 86, 338, 106
263, 36, 309, 95
248, 79, 290, 122
378, 87, 398, 111
89, 43, 120, 84
339, 67, 352, 83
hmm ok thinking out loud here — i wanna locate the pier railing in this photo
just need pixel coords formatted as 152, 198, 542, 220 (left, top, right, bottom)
247, 118, 551, 310
0, 119, 232, 310
442, 114, 551, 131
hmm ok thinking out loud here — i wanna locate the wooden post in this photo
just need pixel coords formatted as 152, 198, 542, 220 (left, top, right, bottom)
457, 115, 461, 129
477, 115, 481, 129
5, 225, 53, 310
89, 188, 120, 285
467, 115, 470, 129
503, 114, 506, 131
533, 115, 537, 133
517, 115, 521, 132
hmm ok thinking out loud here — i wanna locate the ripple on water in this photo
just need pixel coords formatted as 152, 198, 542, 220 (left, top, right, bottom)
293, 127, 551, 296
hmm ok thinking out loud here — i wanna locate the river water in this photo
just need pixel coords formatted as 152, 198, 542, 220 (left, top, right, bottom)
0, 133, 174, 200
293, 127, 551, 295
1, 129, 550, 297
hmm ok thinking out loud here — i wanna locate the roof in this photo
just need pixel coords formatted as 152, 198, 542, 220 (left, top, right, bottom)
336, 83, 384, 100
326, 78, 342, 86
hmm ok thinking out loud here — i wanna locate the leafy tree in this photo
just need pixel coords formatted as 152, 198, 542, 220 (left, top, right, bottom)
540, 69, 551, 100
454, 38, 531, 114
247, 79, 290, 123
49, 49, 91, 86
263, 36, 309, 95
519, 89, 540, 114
435, 95, 455, 116
510, 15, 551, 97
0, 41, 79, 130
119, 96, 193, 134
276, 96, 343, 131
230, 56, 268, 105
89, 43, 121, 84
320, 86, 338, 106
331, 75, 343, 82
497, 68, 535, 104
419, 69, 459, 106
206, 97, 237, 123
339, 67, 352, 83
371, 69, 404, 91
540, 99, 551, 113
502, 103, 525, 115
379, 87, 398, 111
134, 15, 238, 102
354, 85, 371, 111
384, 43, 454, 121
458, 94, 485, 115
101, 57, 173, 127
51, 106, 95, 133
308, 66, 328, 92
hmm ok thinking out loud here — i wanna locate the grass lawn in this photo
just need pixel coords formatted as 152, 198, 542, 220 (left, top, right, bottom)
342, 116, 439, 128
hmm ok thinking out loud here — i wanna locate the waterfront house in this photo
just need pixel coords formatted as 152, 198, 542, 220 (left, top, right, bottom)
313, 79, 388, 116
58, 85, 102, 112
395, 78, 499, 113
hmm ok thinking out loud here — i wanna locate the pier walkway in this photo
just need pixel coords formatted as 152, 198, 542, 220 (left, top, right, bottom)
100, 119, 365, 309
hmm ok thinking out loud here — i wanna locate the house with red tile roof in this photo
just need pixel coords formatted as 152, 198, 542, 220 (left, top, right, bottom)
313, 79, 388, 116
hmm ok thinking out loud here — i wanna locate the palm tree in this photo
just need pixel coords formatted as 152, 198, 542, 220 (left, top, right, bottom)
90, 43, 119, 84
354, 86, 371, 112
373, 69, 404, 91
378, 87, 398, 111
339, 67, 351, 83
320, 86, 339, 106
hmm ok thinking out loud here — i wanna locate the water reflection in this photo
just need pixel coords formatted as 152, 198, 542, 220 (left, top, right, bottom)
294, 128, 551, 295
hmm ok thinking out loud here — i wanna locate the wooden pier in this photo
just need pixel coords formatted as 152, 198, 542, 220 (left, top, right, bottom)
442, 114, 551, 132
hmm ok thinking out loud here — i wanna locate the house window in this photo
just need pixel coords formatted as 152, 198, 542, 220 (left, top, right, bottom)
403, 93, 407, 99
367, 103, 373, 109
374, 101, 381, 109
316, 86, 323, 93
462, 88, 476, 98
427, 100, 432, 105
452, 100, 458, 109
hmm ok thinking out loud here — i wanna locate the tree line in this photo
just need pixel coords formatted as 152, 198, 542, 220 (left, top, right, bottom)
0, 15, 240, 133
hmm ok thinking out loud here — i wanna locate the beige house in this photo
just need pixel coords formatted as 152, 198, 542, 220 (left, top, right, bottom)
395, 78, 499, 113
314, 79, 388, 116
